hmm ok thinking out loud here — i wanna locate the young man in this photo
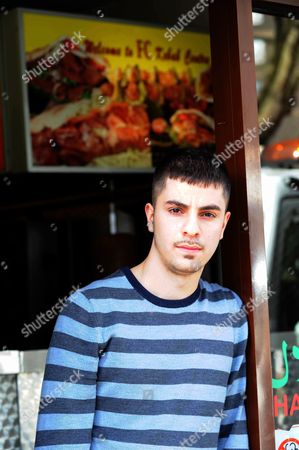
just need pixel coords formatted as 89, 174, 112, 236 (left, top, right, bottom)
34, 149, 249, 449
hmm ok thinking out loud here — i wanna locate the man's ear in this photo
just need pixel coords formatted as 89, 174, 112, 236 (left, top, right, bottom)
220, 211, 231, 240
145, 203, 154, 233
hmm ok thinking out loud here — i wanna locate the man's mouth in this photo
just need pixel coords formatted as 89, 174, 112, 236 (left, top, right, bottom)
176, 244, 202, 252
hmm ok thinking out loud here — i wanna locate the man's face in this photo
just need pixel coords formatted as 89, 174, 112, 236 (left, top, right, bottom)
145, 177, 231, 276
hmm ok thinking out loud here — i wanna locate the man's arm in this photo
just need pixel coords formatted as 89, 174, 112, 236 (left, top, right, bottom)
218, 294, 249, 450
34, 290, 101, 449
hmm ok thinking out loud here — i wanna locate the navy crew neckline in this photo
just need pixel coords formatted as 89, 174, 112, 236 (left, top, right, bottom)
120, 266, 201, 308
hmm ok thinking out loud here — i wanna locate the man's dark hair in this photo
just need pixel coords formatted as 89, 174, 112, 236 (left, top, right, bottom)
152, 148, 231, 210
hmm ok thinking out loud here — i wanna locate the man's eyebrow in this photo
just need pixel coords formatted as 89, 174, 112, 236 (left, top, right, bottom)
164, 200, 222, 211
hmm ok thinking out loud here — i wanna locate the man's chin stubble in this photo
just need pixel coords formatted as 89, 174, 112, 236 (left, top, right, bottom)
168, 260, 202, 275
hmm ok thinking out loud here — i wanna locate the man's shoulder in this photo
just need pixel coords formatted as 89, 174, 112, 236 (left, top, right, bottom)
57, 269, 128, 317
81, 268, 124, 290
201, 278, 244, 312
78, 267, 131, 300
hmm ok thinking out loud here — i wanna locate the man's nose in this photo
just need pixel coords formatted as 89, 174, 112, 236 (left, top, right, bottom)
182, 213, 201, 237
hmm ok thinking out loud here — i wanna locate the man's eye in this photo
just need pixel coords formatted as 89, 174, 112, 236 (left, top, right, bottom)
201, 212, 216, 218
169, 208, 182, 214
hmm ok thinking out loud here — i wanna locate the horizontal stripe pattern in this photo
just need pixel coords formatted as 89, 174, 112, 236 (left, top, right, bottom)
97, 381, 226, 401
34, 268, 249, 449
107, 336, 234, 355
92, 426, 219, 447
94, 410, 222, 432
98, 366, 230, 386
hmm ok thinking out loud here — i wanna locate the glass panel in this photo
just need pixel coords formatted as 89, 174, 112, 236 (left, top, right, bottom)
253, 10, 299, 446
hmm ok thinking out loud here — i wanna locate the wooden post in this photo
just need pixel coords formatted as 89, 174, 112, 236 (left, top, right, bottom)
209, 1, 275, 449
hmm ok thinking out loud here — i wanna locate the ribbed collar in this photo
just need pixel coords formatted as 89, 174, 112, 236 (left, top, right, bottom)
120, 266, 201, 308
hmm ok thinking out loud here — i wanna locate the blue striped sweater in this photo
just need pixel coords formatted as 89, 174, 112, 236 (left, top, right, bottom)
34, 266, 249, 449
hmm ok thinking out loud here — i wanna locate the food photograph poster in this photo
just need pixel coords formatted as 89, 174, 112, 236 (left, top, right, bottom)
22, 11, 214, 171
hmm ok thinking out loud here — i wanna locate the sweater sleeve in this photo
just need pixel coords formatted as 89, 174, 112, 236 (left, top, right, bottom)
34, 290, 101, 450
218, 292, 250, 450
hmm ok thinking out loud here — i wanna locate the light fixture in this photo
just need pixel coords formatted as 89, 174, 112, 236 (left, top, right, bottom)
252, 12, 265, 26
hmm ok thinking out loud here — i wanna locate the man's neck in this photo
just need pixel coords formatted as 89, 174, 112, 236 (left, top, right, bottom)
130, 257, 202, 300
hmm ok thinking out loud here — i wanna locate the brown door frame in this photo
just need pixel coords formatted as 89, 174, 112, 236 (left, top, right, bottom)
209, 1, 297, 448
210, 1, 298, 448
